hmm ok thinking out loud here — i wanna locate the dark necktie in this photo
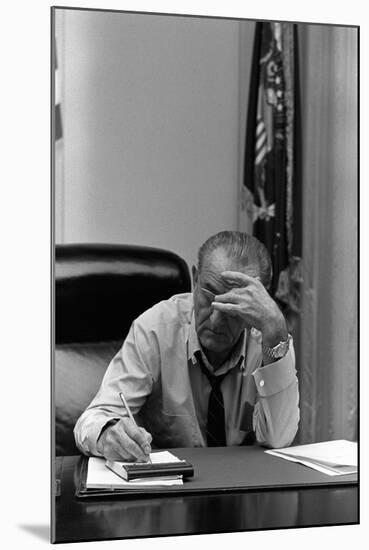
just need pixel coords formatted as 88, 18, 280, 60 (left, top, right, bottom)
197, 356, 231, 447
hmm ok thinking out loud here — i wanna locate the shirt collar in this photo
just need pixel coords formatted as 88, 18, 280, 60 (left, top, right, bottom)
187, 310, 247, 375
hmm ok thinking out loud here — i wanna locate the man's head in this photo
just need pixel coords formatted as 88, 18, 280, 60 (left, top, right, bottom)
192, 231, 272, 360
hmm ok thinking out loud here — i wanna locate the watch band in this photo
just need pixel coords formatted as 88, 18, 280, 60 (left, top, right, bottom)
262, 334, 291, 359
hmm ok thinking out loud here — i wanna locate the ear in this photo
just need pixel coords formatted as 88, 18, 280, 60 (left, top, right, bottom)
192, 265, 198, 286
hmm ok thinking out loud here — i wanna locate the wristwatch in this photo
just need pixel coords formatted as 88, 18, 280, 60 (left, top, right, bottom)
262, 334, 291, 360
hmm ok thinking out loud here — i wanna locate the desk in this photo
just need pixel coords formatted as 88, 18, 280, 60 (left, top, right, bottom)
53, 448, 358, 544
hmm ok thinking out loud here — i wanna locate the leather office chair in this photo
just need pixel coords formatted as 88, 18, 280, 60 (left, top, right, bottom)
54, 243, 191, 456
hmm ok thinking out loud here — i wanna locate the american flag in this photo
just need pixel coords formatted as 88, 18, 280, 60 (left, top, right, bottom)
241, 22, 302, 327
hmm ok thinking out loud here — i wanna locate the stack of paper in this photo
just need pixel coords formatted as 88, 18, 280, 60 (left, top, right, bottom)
265, 439, 357, 476
86, 451, 184, 489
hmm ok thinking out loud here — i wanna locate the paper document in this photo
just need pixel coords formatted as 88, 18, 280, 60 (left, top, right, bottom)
147, 450, 182, 464
87, 451, 184, 489
265, 440, 357, 476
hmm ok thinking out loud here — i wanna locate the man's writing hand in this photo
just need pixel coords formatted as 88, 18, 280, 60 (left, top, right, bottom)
97, 418, 152, 462
212, 270, 288, 347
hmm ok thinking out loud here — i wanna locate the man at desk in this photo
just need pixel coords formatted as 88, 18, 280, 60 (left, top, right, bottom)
74, 231, 299, 461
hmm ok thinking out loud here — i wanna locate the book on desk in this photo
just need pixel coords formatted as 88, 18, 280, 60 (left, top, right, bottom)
107, 457, 194, 481
82, 450, 193, 492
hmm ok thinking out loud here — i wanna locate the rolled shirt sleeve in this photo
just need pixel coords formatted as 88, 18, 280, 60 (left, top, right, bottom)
252, 342, 300, 449
74, 410, 121, 457
74, 319, 158, 457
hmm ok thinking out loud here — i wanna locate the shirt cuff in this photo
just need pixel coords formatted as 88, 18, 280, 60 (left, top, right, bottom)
74, 412, 122, 457
252, 349, 296, 397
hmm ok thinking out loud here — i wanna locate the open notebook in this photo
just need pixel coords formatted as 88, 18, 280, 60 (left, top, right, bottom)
86, 451, 186, 489
265, 440, 357, 476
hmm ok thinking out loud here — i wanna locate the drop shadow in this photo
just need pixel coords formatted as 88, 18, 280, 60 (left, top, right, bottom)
18, 524, 50, 542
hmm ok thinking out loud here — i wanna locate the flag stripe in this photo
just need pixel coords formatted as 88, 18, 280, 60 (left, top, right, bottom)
256, 132, 267, 151
255, 144, 267, 165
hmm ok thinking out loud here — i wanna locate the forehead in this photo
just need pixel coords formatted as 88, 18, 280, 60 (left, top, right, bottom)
200, 247, 260, 282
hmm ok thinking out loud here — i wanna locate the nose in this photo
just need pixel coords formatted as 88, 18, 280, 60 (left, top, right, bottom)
209, 307, 226, 329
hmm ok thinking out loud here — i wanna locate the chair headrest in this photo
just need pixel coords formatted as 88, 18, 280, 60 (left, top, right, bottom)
55, 243, 191, 344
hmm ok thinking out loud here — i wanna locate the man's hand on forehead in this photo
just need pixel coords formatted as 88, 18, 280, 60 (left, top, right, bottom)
221, 270, 261, 286
210, 270, 286, 340
201, 271, 260, 298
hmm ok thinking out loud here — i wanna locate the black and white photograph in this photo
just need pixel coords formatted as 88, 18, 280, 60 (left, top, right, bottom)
50, 5, 359, 545
1, 0, 365, 548
2, 0, 366, 546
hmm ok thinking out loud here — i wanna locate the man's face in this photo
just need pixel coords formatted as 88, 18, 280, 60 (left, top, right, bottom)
192, 247, 260, 356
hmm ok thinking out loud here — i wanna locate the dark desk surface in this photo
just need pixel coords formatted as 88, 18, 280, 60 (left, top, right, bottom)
52, 447, 358, 544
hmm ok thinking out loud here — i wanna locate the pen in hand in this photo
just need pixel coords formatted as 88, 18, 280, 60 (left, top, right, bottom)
119, 392, 152, 463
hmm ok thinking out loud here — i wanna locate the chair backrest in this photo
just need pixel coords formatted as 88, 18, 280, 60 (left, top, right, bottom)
54, 243, 191, 455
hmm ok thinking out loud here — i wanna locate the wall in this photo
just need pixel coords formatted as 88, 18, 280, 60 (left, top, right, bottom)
55, 9, 255, 269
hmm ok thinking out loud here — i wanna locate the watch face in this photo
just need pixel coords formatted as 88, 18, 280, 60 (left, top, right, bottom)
263, 336, 290, 359
272, 337, 290, 358
274, 345, 287, 358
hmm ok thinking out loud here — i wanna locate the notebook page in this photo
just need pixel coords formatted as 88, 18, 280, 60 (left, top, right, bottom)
149, 451, 182, 464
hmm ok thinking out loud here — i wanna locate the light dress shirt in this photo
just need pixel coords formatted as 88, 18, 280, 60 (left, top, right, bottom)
74, 293, 300, 456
